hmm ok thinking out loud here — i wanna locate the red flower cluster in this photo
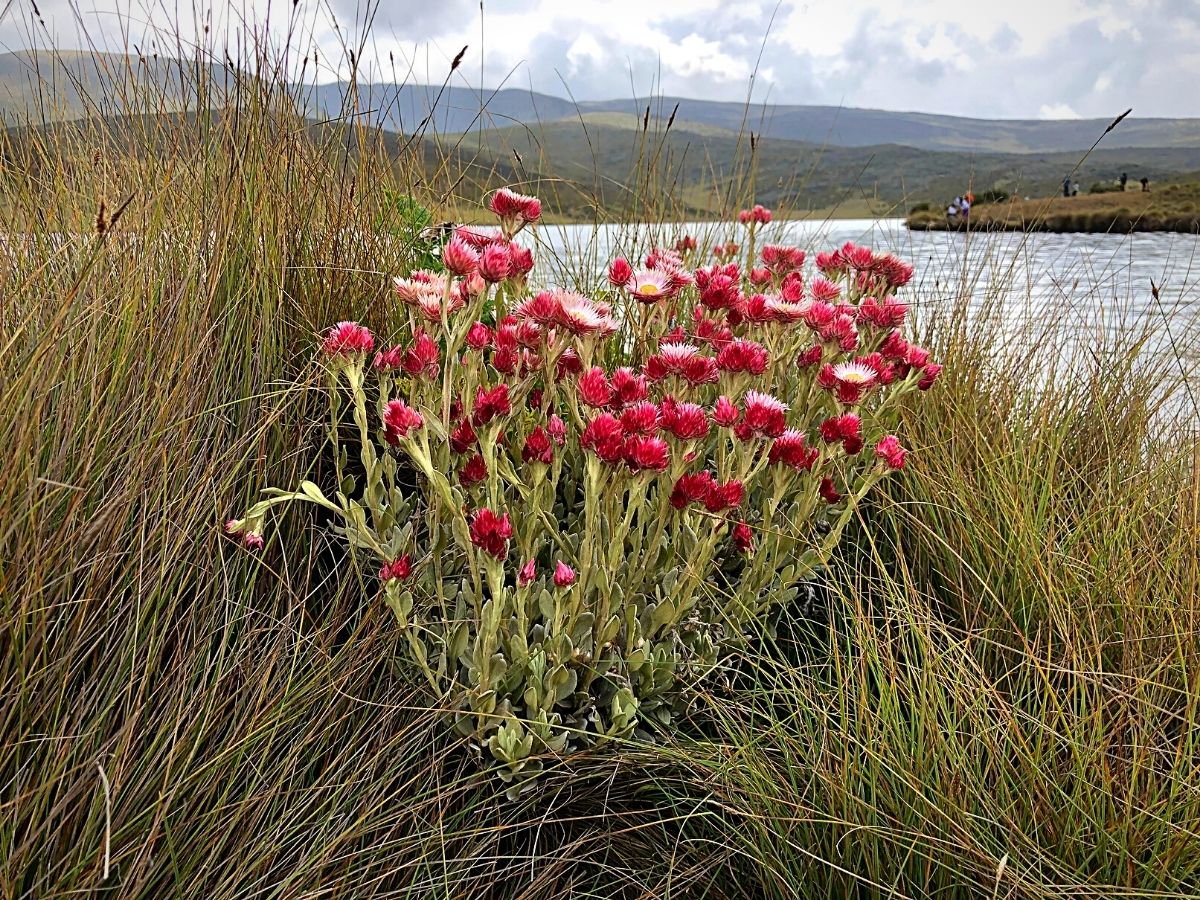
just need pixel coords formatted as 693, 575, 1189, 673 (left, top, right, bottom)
383, 400, 424, 444
738, 204, 772, 225
379, 554, 413, 582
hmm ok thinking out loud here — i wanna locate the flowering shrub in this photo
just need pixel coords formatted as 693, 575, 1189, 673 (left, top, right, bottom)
225, 188, 942, 792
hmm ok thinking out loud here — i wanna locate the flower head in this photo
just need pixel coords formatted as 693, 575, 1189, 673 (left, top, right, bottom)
469, 508, 513, 559
829, 361, 878, 404
489, 188, 542, 227
738, 390, 788, 439
383, 400, 424, 443
466, 322, 493, 351
769, 430, 819, 471
627, 268, 672, 303
609, 367, 649, 408
918, 363, 943, 390
620, 401, 660, 435
521, 426, 554, 465
716, 339, 768, 375
580, 413, 626, 463
713, 395, 740, 427
518, 558, 537, 588
670, 470, 716, 509
731, 520, 754, 554
442, 236, 480, 275
401, 331, 441, 379
608, 257, 634, 288
624, 435, 671, 472
379, 554, 413, 582
760, 244, 805, 275
659, 401, 710, 440
819, 477, 842, 504
875, 435, 908, 470
322, 321, 374, 357
478, 242, 513, 283
472, 384, 512, 426
578, 367, 614, 408
553, 560, 577, 588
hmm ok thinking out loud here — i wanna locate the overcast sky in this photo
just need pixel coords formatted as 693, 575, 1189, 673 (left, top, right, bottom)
3, 0, 1197, 119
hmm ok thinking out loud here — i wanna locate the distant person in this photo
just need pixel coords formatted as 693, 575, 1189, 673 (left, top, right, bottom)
947, 196, 962, 224
1119, 172, 1128, 191
1140, 176, 1150, 192
1071, 181, 1080, 197
959, 196, 971, 220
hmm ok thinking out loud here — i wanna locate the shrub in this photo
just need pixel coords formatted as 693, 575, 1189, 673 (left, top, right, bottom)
226, 189, 943, 793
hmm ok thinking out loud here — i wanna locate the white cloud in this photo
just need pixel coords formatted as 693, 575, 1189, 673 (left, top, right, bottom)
1039, 102, 1083, 119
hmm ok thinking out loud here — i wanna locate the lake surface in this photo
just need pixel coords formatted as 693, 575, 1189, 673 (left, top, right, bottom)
534, 219, 1200, 362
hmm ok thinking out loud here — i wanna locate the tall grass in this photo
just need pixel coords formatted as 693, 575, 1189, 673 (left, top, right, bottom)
2, 29, 1199, 900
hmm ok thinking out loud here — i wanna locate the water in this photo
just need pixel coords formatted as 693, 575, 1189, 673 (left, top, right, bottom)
534, 219, 1200, 357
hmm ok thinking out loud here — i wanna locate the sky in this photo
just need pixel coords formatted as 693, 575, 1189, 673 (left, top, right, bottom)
2, 0, 1198, 119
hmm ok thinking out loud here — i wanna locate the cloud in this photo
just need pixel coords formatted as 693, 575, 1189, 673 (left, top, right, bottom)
1039, 103, 1082, 119
0, 0, 1197, 118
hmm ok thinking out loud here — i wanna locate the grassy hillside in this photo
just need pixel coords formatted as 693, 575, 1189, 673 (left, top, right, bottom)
906, 181, 1200, 232
455, 116, 1200, 219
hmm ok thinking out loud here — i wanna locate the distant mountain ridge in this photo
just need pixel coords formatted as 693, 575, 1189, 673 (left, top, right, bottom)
1, 50, 1199, 155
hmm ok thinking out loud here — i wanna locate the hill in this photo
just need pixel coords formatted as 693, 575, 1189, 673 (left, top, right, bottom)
4, 51, 1200, 155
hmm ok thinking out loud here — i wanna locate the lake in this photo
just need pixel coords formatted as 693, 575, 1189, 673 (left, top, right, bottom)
534, 219, 1200, 361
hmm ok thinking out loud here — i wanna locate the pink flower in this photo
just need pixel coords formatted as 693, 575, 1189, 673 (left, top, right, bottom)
624, 435, 671, 472
472, 384, 512, 426
509, 243, 535, 276
918, 363, 943, 390
608, 258, 634, 287
373, 345, 404, 371
478, 242, 513, 283
521, 426, 553, 464
880, 330, 910, 361
819, 413, 861, 444
322, 321, 374, 356
808, 278, 841, 303
450, 418, 478, 453
739, 390, 788, 439
608, 367, 649, 408
553, 560, 577, 587
905, 345, 932, 368
760, 244, 805, 275
713, 395, 740, 427
513, 291, 562, 326
769, 430, 818, 471
645, 342, 701, 382
670, 470, 716, 509
469, 508, 513, 559
857, 295, 908, 328
820, 314, 859, 352
379, 554, 413, 582
580, 413, 626, 463
819, 478, 842, 504
829, 361, 877, 404
383, 400, 424, 443
731, 520, 754, 554
548, 414, 567, 446
412, 289, 465, 322
749, 267, 772, 287
230, 525, 265, 551
675, 235, 697, 252
627, 269, 672, 303
716, 339, 768, 375
738, 204, 772, 225
466, 322, 493, 351
401, 331, 441, 379
556, 291, 613, 335
518, 558, 537, 588
705, 479, 745, 513
740, 293, 777, 324
490, 188, 542, 225
659, 401, 710, 440
557, 348, 583, 379
875, 435, 907, 470
696, 268, 741, 311
578, 367, 613, 408
620, 401, 660, 435
797, 345, 823, 368
455, 225, 502, 248
442, 236, 480, 275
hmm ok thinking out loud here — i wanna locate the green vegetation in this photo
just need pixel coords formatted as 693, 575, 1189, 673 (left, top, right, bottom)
3, 42, 1200, 899
907, 181, 1200, 232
